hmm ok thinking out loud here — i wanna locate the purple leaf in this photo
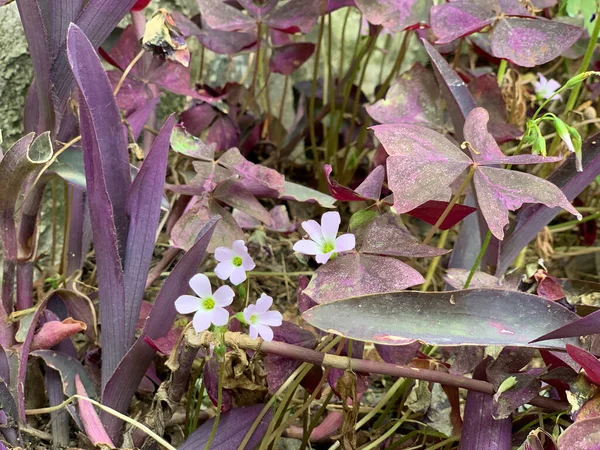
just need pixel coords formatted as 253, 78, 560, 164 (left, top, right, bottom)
237, 0, 278, 20
51, 0, 139, 114
302, 289, 580, 347
76, 375, 114, 448
266, 322, 317, 392
460, 358, 512, 450
67, 24, 131, 253
270, 42, 315, 75
213, 179, 273, 225
473, 166, 580, 240
404, 200, 477, 230
125, 96, 161, 141
263, 0, 321, 33
371, 124, 471, 213
180, 104, 219, 137
179, 404, 273, 450
68, 24, 130, 385
218, 147, 285, 192
17, 0, 55, 132
303, 253, 425, 305
102, 218, 218, 440
566, 345, 600, 385
30, 318, 87, 351
366, 63, 443, 129
39, 0, 84, 62
233, 205, 296, 232
430, 2, 495, 44
468, 74, 521, 143
375, 342, 420, 365
558, 417, 600, 449
355, 0, 432, 32
208, 116, 240, 152
123, 115, 175, 345
491, 18, 582, 67
496, 136, 600, 276
323, 164, 384, 201
170, 196, 244, 252
203, 359, 233, 413
361, 213, 451, 257
197, 0, 256, 31
422, 39, 476, 142
327, 0, 356, 12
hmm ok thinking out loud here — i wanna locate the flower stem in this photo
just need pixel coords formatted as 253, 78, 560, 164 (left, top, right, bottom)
422, 165, 476, 245
249, 22, 262, 95
463, 230, 492, 289
114, 49, 145, 96
496, 59, 507, 87
309, 1, 327, 180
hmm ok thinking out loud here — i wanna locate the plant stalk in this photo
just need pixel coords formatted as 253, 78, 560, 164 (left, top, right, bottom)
463, 230, 492, 289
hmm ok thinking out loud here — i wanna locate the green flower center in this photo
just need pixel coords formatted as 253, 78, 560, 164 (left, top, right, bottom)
249, 314, 258, 324
321, 241, 335, 253
202, 297, 215, 310
232, 256, 243, 267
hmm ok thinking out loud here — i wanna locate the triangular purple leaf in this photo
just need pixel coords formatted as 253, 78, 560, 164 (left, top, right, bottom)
270, 42, 315, 76
430, 2, 495, 44
263, 0, 321, 33
355, 0, 432, 33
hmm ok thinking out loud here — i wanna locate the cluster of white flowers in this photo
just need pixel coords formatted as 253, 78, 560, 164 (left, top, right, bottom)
175, 212, 355, 342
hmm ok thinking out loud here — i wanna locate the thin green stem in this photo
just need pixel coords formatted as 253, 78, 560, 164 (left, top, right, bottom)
326, 13, 337, 167
422, 166, 476, 245
463, 230, 492, 289
250, 22, 262, 95
338, 7, 351, 76
204, 358, 226, 450
359, 412, 411, 450
375, 31, 411, 100
548, 211, 600, 232
496, 59, 507, 87
420, 229, 450, 292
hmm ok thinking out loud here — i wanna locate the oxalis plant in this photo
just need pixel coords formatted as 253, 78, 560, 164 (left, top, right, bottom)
1, 0, 600, 448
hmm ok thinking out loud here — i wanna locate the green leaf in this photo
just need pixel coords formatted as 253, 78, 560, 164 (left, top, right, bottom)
497, 376, 518, 394
349, 210, 378, 233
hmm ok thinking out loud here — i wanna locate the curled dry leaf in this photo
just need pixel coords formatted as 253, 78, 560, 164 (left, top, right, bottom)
142, 9, 190, 67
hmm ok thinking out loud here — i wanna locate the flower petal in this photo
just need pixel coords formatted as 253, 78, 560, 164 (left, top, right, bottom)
321, 211, 341, 241
232, 240, 248, 256
315, 251, 333, 264
301, 219, 323, 242
189, 273, 212, 298
293, 239, 319, 255
210, 306, 230, 326
255, 294, 273, 313
214, 285, 235, 306
215, 261, 234, 281
254, 323, 274, 342
241, 253, 256, 271
248, 324, 259, 339
192, 311, 211, 332
175, 295, 200, 314
230, 266, 247, 285
243, 306, 254, 323
214, 246, 234, 263
258, 310, 282, 326
335, 234, 356, 253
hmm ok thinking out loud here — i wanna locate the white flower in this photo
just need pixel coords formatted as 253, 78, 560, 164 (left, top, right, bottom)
242, 293, 283, 342
293, 211, 355, 264
534, 73, 561, 100
214, 240, 256, 285
175, 274, 234, 332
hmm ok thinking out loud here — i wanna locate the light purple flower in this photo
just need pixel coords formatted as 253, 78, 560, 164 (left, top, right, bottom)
214, 240, 256, 285
534, 73, 561, 100
242, 293, 283, 342
293, 211, 355, 264
175, 274, 234, 332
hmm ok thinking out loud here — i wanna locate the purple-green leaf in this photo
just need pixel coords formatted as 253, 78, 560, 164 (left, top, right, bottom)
367, 63, 443, 129
270, 42, 315, 76
278, 181, 337, 208
430, 2, 495, 44
360, 213, 451, 257
123, 115, 175, 345
558, 417, 600, 450
213, 179, 273, 226
32, 349, 96, 398
354, 0, 432, 32
302, 253, 425, 305
491, 18, 582, 67
302, 289, 580, 348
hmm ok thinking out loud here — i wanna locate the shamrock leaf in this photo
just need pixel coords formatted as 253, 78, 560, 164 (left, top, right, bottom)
372, 107, 581, 240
